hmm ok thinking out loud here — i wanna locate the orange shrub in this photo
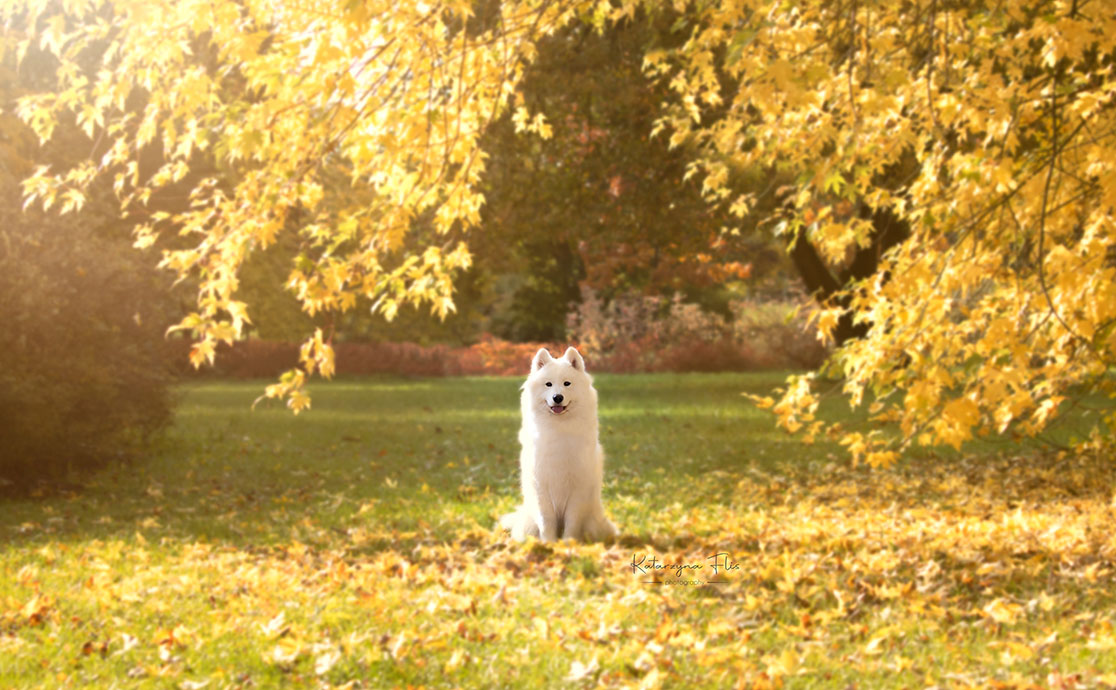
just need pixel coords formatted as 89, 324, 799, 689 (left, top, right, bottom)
462, 336, 576, 376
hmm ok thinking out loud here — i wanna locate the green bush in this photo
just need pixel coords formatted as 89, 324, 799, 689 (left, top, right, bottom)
0, 202, 178, 489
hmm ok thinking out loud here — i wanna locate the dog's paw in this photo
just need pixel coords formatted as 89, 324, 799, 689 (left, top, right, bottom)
498, 509, 539, 542
583, 516, 619, 542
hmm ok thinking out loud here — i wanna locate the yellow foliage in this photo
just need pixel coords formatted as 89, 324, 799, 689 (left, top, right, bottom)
637, 0, 1116, 456
3, 0, 583, 408
6, 0, 1116, 454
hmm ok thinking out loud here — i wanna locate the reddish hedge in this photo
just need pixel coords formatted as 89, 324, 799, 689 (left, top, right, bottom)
172, 331, 825, 379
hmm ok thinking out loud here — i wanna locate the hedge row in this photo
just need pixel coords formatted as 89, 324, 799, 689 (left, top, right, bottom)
171, 329, 827, 380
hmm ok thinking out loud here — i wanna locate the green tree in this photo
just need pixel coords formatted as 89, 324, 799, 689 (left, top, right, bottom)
476, 15, 782, 339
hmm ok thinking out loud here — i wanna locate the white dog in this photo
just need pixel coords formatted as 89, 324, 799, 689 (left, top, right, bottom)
499, 347, 618, 542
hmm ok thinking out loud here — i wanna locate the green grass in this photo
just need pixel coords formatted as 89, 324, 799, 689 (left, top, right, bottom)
2, 373, 1116, 688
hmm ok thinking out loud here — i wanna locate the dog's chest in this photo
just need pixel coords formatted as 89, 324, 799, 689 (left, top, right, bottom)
531, 429, 594, 474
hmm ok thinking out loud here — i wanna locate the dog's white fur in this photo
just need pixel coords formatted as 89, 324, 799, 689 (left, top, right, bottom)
499, 347, 618, 542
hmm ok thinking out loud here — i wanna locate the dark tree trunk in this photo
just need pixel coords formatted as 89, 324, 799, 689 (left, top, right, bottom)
788, 205, 910, 347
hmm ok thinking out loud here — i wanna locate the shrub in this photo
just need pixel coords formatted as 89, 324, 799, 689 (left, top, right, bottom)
461, 335, 571, 376
335, 341, 454, 377
566, 288, 828, 372
0, 206, 179, 489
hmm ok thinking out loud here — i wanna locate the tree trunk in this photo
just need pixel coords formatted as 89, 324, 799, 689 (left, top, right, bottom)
788, 205, 910, 347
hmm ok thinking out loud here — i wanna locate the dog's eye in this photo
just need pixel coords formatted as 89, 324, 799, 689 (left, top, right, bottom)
545, 382, 552, 387
563, 381, 571, 386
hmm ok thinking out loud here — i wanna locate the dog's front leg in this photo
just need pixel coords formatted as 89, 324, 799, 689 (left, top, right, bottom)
534, 503, 561, 542
560, 494, 591, 542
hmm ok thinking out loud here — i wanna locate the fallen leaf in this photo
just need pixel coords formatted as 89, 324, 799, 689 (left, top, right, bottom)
567, 657, 599, 682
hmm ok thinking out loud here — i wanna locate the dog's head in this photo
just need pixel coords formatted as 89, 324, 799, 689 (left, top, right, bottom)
524, 347, 594, 418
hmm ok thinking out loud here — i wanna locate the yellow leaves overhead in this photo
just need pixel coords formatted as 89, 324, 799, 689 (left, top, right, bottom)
7, 0, 1116, 454
640, 0, 1116, 458
4, 0, 584, 407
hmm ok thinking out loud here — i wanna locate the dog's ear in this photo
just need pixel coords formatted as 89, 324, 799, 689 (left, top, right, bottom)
531, 348, 553, 373
563, 346, 585, 371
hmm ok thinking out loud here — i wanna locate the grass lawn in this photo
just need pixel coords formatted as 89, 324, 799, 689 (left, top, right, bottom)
2, 372, 1116, 688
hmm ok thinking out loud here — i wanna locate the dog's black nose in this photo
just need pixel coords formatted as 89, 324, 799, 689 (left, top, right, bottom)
552, 394, 564, 404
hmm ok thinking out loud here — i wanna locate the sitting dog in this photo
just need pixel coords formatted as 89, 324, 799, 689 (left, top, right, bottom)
499, 347, 618, 542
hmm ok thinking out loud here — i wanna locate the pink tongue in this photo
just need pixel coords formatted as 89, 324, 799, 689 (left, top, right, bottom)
551, 405, 564, 413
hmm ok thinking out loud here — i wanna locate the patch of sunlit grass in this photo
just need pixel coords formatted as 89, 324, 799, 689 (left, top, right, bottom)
2, 374, 1115, 688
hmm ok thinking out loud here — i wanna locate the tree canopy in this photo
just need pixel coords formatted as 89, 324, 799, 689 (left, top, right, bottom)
634, 0, 1116, 461
6, 0, 583, 410
5, 0, 1116, 458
